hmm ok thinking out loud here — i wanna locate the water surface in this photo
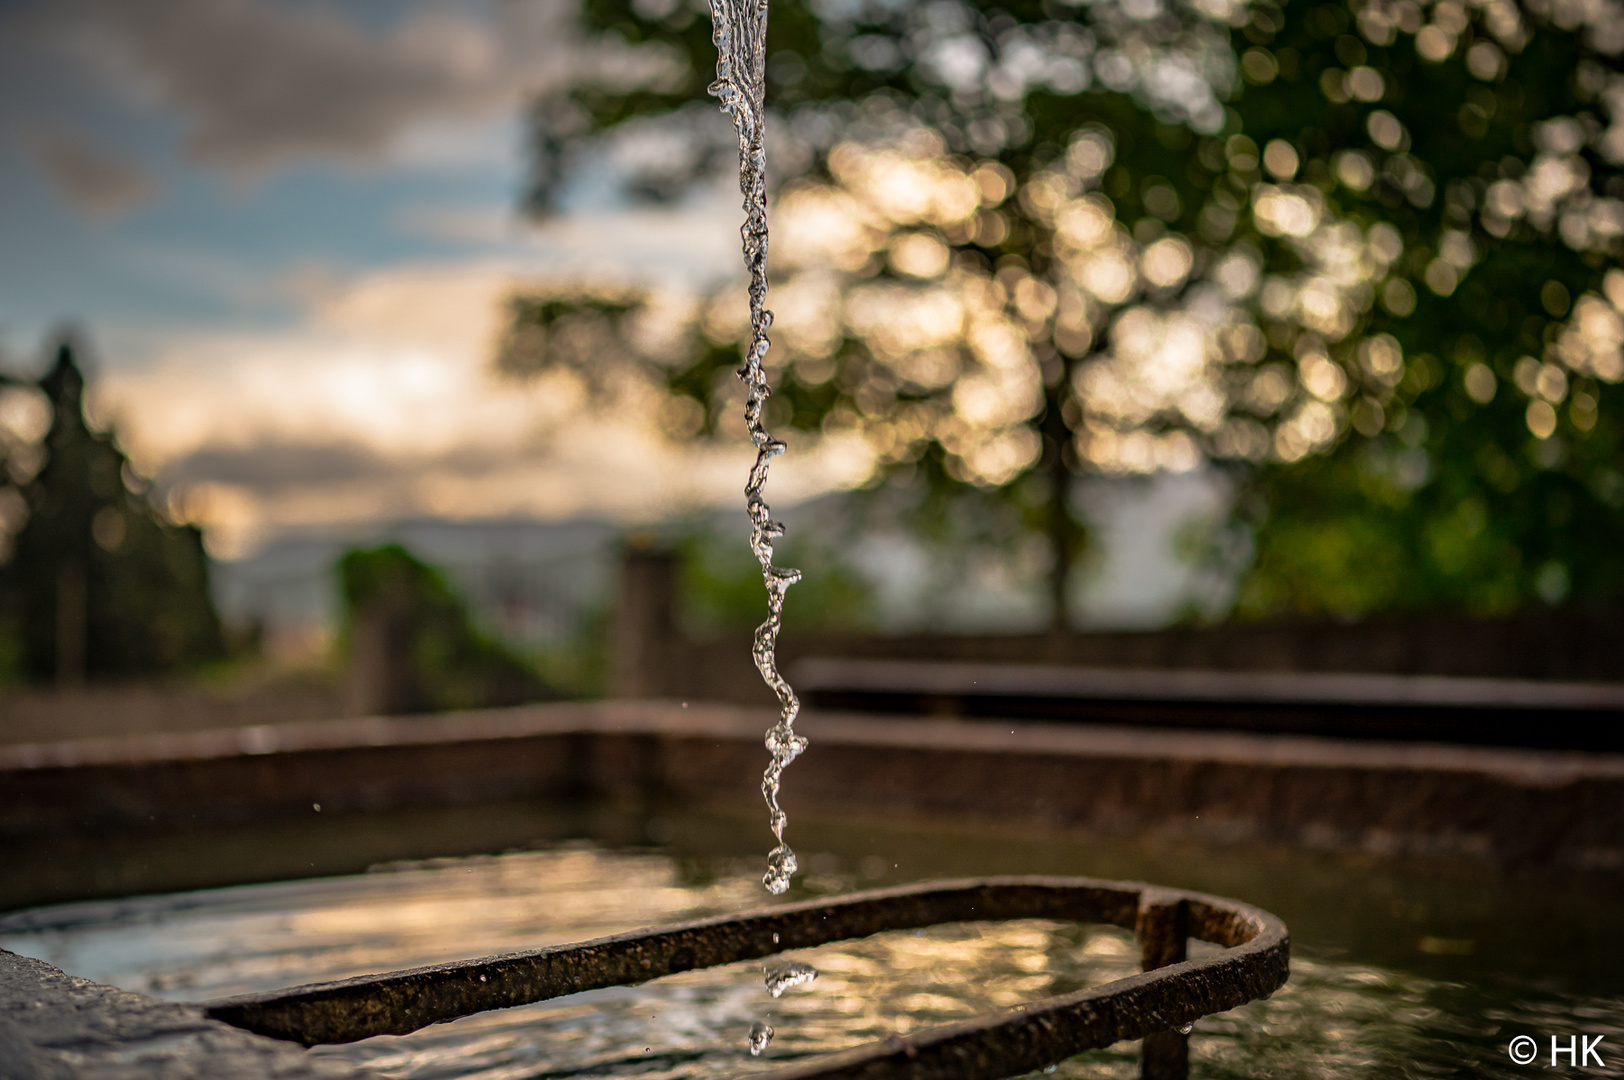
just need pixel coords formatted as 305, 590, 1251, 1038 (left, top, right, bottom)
5, 830, 1621, 1079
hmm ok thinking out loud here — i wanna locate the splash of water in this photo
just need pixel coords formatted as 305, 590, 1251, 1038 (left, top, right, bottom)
764, 960, 818, 998
707, 0, 807, 895
747, 1019, 775, 1055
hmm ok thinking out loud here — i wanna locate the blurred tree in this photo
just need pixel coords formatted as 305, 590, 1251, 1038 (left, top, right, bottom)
338, 544, 553, 715
507, 0, 1624, 624
2, 338, 223, 685
1217, 0, 1624, 616
507, 0, 1249, 628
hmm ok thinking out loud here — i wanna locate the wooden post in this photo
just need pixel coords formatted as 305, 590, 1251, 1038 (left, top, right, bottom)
1137, 890, 1191, 1080
609, 544, 677, 699
55, 560, 87, 688
344, 586, 423, 717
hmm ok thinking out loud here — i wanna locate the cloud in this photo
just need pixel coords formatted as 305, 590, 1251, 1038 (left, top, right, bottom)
395, 203, 516, 245
391, 186, 742, 282
28, 0, 678, 178
92, 258, 871, 558
21, 125, 156, 218
534, 202, 744, 288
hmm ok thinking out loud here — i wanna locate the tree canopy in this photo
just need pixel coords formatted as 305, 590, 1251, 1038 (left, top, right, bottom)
506, 0, 1624, 623
1224, 0, 1624, 615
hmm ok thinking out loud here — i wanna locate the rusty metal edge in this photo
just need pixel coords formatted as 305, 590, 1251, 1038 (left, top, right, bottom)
202, 875, 1288, 1079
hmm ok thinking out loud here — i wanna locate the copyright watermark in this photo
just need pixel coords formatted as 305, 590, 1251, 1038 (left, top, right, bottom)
1507, 1035, 1605, 1068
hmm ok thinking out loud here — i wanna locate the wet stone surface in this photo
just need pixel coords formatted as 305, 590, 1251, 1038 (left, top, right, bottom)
0, 949, 368, 1080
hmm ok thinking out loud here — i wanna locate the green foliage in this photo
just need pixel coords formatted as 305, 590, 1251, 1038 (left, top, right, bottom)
530, 618, 610, 700
674, 524, 874, 634
1, 339, 223, 682
337, 544, 552, 711
518, 0, 1624, 621
1221, 0, 1624, 615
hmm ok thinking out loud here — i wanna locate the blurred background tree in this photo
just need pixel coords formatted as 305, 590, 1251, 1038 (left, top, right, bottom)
674, 518, 875, 634
1222, 0, 1624, 616
1, 338, 223, 685
338, 544, 553, 715
502, 0, 1624, 626
503, 0, 1247, 630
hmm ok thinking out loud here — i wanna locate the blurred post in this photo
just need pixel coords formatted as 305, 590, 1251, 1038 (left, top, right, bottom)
609, 543, 676, 700
54, 560, 87, 688
344, 582, 424, 717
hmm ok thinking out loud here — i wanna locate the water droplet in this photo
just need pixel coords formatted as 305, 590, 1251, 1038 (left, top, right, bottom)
765, 724, 807, 761
763, 845, 798, 895
771, 932, 779, 944
765, 960, 817, 997
1179, 1022, 1195, 1035
748, 1020, 774, 1055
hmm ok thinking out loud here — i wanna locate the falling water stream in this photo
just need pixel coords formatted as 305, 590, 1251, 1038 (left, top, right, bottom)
706, 0, 821, 1048
706, 0, 807, 899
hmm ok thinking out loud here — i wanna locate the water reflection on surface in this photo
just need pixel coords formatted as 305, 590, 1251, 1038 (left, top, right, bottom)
2, 841, 1621, 1079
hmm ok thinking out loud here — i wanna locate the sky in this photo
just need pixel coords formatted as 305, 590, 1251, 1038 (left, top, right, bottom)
0, 0, 874, 558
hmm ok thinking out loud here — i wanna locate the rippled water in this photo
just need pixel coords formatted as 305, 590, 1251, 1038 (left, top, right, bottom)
4, 840, 1621, 1079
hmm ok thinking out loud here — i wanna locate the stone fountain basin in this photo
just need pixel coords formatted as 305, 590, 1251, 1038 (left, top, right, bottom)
6, 700, 1624, 906
4, 700, 1624, 1078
